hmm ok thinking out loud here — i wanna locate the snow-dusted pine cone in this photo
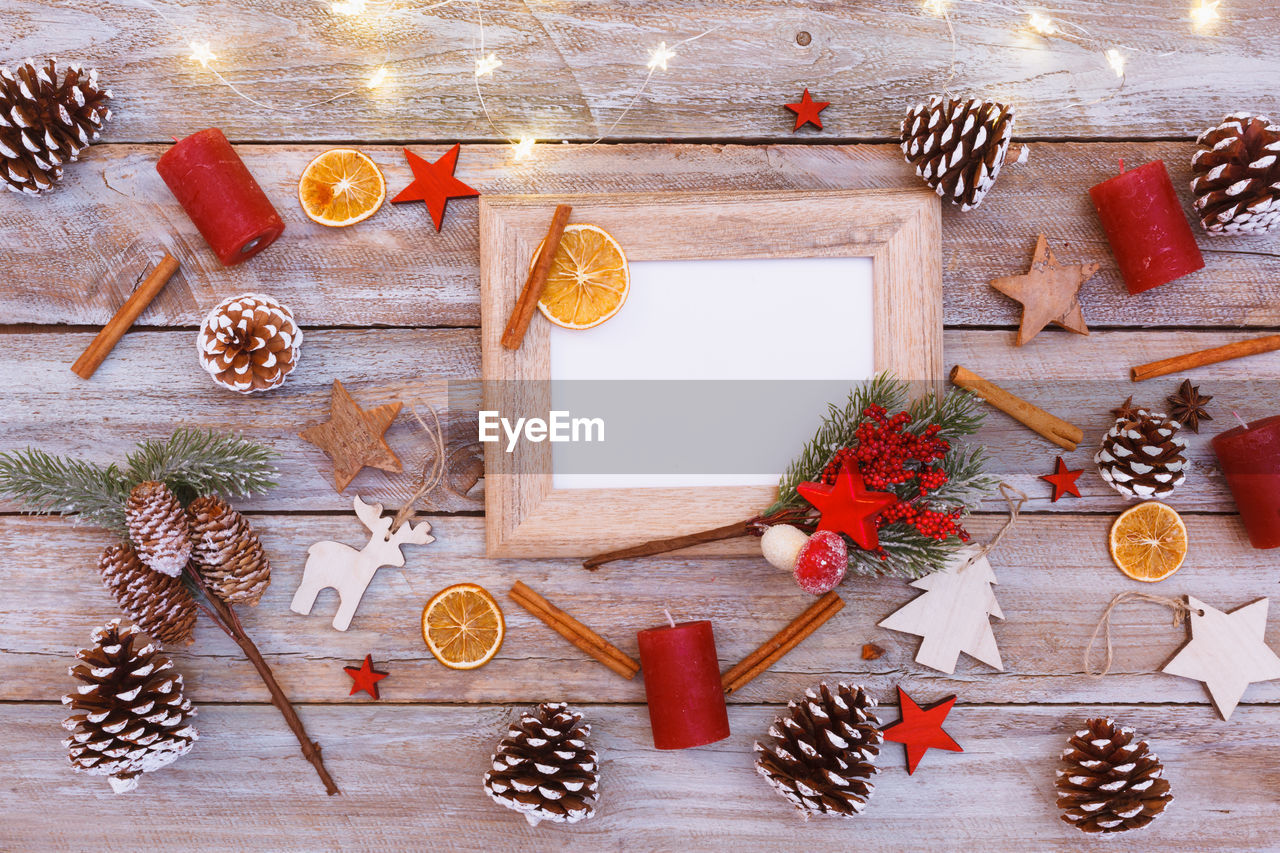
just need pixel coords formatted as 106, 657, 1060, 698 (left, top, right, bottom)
1056, 717, 1172, 834
188, 495, 271, 606
126, 481, 192, 577
98, 543, 197, 646
196, 294, 301, 394
900, 96, 1014, 211
62, 620, 197, 793
1191, 113, 1280, 235
1096, 409, 1189, 500
484, 703, 599, 827
0, 57, 112, 195
755, 682, 882, 819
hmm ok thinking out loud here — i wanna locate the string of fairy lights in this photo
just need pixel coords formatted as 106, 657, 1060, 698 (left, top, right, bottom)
132, 0, 1230, 157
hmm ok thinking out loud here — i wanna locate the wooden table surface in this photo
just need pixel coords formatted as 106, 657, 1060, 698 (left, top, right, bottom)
3, 1, 1280, 849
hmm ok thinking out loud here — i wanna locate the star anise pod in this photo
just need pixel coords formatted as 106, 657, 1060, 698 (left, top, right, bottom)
1167, 380, 1213, 433
1111, 396, 1141, 423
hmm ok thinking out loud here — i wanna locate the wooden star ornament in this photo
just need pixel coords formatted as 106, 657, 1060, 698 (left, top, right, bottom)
785, 88, 829, 131
1161, 596, 1280, 720
797, 462, 897, 550
300, 380, 403, 492
1041, 456, 1083, 501
344, 654, 389, 699
989, 234, 1099, 346
391, 143, 480, 231
881, 686, 963, 774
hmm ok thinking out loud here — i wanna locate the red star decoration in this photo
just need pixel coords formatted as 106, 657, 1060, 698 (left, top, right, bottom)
785, 88, 829, 131
1040, 456, 1083, 502
797, 462, 897, 551
881, 686, 963, 774
344, 654, 389, 699
390, 143, 480, 231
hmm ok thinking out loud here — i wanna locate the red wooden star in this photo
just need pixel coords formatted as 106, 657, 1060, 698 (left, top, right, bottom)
785, 88, 829, 131
1040, 456, 1083, 502
390, 143, 480, 231
881, 686, 963, 774
797, 462, 896, 551
344, 654, 389, 699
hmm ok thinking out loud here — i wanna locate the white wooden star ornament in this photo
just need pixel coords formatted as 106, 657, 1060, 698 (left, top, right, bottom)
1161, 596, 1280, 720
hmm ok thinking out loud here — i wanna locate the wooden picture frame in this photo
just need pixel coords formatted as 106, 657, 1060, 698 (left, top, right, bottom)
479, 189, 942, 558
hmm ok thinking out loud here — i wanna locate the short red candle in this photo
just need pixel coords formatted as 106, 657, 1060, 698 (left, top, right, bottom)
1088, 160, 1204, 295
1213, 415, 1280, 549
636, 620, 730, 750
155, 128, 284, 266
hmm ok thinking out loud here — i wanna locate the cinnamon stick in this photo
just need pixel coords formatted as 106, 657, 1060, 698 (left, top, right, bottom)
722, 592, 844, 694
501, 204, 572, 351
72, 254, 180, 379
583, 519, 755, 570
950, 365, 1083, 451
1131, 334, 1280, 382
509, 581, 640, 679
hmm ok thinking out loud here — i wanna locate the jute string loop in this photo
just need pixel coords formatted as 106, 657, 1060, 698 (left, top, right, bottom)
391, 404, 448, 532
957, 482, 1026, 573
1084, 592, 1200, 678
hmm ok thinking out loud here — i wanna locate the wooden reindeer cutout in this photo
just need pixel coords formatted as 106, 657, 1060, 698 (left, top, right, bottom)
291, 496, 434, 631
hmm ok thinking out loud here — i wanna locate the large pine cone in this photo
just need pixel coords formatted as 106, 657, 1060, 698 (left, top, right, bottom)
196, 293, 301, 394
755, 682, 882, 819
484, 703, 599, 827
1056, 717, 1172, 834
188, 495, 271, 606
900, 96, 1014, 211
98, 543, 197, 646
1096, 409, 1188, 499
0, 57, 112, 195
62, 620, 197, 793
126, 481, 192, 577
1191, 113, 1280, 236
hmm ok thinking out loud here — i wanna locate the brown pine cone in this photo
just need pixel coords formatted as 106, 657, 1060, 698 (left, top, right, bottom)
196, 294, 302, 394
755, 682, 882, 819
1191, 113, 1280, 235
484, 703, 599, 826
188, 495, 271, 606
1095, 409, 1189, 500
0, 57, 112, 195
900, 96, 1014, 211
126, 481, 192, 577
62, 620, 197, 793
98, 543, 197, 646
1056, 717, 1172, 834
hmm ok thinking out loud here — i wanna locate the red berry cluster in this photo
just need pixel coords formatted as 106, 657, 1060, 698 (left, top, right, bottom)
877, 500, 970, 542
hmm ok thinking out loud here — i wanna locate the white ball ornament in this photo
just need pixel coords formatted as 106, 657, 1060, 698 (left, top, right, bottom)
760, 524, 810, 572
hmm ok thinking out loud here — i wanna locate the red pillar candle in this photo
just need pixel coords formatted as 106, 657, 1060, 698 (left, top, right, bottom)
636, 619, 731, 750
1088, 160, 1204, 295
155, 128, 284, 266
1213, 415, 1280, 549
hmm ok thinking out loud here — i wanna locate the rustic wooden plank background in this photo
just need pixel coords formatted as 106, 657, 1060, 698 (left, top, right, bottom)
2, 0, 1279, 849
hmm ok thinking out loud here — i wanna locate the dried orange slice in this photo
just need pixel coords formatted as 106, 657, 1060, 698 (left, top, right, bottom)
298, 148, 386, 227
421, 583, 505, 670
1108, 501, 1188, 582
537, 223, 630, 329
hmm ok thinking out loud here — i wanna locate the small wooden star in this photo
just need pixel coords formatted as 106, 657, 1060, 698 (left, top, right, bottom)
881, 686, 963, 774
989, 234, 1099, 346
391, 143, 480, 231
1040, 456, 1083, 501
1168, 379, 1213, 433
785, 88, 829, 131
300, 380, 403, 493
344, 654, 389, 699
1162, 596, 1280, 720
797, 463, 897, 551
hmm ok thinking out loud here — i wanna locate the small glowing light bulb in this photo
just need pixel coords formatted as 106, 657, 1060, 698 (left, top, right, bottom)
475, 53, 503, 77
513, 136, 537, 160
189, 42, 217, 68
1028, 12, 1057, 35
1105, 48, 1127, 77
367, 65, 389, 89
332, 0, 367, 15
647, 42, 677, 72
923, 0, 948, 15
1191, 0, 1221, 28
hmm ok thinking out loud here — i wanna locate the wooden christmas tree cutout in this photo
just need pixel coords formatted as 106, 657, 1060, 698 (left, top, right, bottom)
878, 550, 1004, 674
988, 234, 1099, 346
300, 380, 404, 492
1161, 596, 1280, 720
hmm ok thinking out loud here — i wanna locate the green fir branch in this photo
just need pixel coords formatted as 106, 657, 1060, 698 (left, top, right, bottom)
0, 448, 131, 534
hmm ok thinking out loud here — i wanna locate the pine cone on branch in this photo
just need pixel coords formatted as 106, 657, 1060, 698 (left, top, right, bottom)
62, 620, 197, 793
1191, 113, 1280, 236
196, 294, 302, 394
484, 703, 600, 827
98, 543, 197, 646
1056, 717, 1172, 834
900, 96, 1014, 211
188, 495, 271, 606
0, 57, 112, 195
126, 481, 192, 576
755, 682, 882, 819
1096, 409, 1188, 500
